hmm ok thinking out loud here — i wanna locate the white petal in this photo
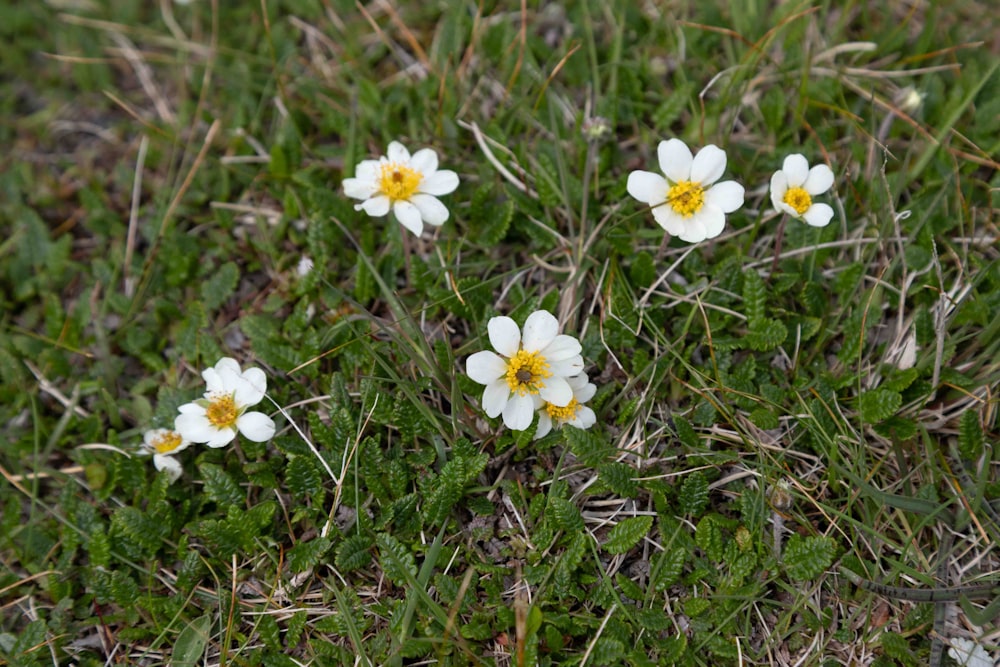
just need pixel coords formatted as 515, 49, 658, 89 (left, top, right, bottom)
782, 154, 809, 187
690, 144, 727, 186
466, 351, 508, 384
204, 428, 237, 448
804, 163, 834, 195
522, 311, 558, 353
541, 334, 582, 362
202, 367, 225, 394
549, 356, 584, 378
386, 141, 410, 163
482, 380, 511, 418
143, 428, 168, 448
419, 170, 459, 196
393, 200, 424, 236
175, 410, 224, 446
153, 455, 183, 483
534, 412, 552, 439
572, 380, 596, 403
353, 160, 380, 181
502, 393, 535, 430
695, 206, 727, 240
215, 357, 241, 376
802, 203, 834, 227
359, 195, 390, 217
657, 139, 693, 183
342, 177, 377, 200
626, 170, 668, 204
571, 406, 597, 429
675, 218, 708, 244
651, 205, 687, 236
409, 147, 438, 174
409, 194, 449, 226
488, 316, 521, 357
538, 375, 573, 407
769, 171, 788, 212
237, 412, 276, 442
241, 367, 267, 395
704, 180, 744, 214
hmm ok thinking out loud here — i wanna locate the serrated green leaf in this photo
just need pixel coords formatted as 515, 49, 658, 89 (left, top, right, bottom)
335, 533, 373, 572
695, 515, 724, 562
257, 614, 281, 652
629, 251, 656, 287
286, 536, 331, 572
423, 457, 466, 527
673, 416, 699, 448
285, 456, 323, 499
201, 261, 239, 311
783, 534, 836, 581
562, 426, 612, 466
376, 533, 416, 586
547, 497, 585, 533
745, 318, 787, 351
652, 82, 694, 127
481, 198, 514, 246
113, 506, 169, 553
534, 153, 561, 208
858, 388, 902, 423
678, 471, 709, 516
958, 410, 984, 460
599, 462, 639, 498
198, 463, 243, 508
742, 268, 767, 324
652, 548, 686, 591
603, 516, 653, 554
880, 631, 917, 666
173, 614, 211, 667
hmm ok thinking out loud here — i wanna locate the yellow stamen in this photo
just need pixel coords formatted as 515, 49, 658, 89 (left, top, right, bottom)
206, 394, 239, 430
667, 180, 705, 217
783, 187, 812, 215
505, 350, 551, 395
378, 163, 421, 202
545, 398, 579, 422
151, 431, 184, 455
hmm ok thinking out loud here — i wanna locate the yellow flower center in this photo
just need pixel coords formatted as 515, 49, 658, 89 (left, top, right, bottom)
379, 163, 421, 202
206, 394, 239, 430
667, 180, 705, 217
505, 350, 552, 396
783, 187, 812, 215
151, 431, 184, 455
545, 398, 579, 422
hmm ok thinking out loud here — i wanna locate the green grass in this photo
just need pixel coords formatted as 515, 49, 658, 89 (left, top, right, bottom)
1, 0, 999, 665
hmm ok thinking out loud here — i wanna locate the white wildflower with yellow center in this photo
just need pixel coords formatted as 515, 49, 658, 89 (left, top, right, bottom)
627, 138, 745, 243
769, 154, 834, 227
342, 141, 459, 237
140, 428, 191, 483
466, 311, 584, 431
175, 357, 276, 448
533, 372, 597, 439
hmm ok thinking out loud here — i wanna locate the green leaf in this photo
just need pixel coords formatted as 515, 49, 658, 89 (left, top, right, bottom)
858, 388, 902, 423
744, 318, 787, 351
423, 457, 466, 527
547, 497, 585, 533
678, 471, 709, 517
958, 410, 984, 460
783, 534, 837, 581
652, 82, 694, 128
336, 533, 373, 572
598, 462, 639, 498
376, 533, 416, 586
173, 614, 212, 667
562, 426, 612, 466
200, 261, 239, 311
285, 456, 323, 499
286, 536, 331, 572
695, 515, 724, 562
113, 506, 169, 553
629, 251, 656, 287
652, 548, 686, 591
603, 516, 653, 554
198, 463, 243, 508
673, 416, 699, 449
742, 268, 767, 324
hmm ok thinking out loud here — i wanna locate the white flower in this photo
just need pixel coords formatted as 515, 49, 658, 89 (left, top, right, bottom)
948, 638, 994, 667
342, 141, 459, 237
175, 357, 276, 447
140, 428, 191, 483
533, 372, 597, 439
769, 154, 834, 227
466, 311, 584, 431
626, 138, 744, 243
